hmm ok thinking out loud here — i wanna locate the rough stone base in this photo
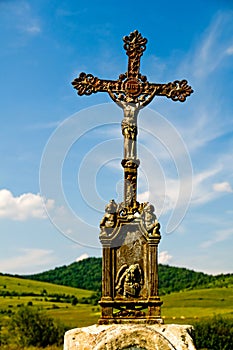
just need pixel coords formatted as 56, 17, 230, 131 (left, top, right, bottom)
64, 323, 196, 350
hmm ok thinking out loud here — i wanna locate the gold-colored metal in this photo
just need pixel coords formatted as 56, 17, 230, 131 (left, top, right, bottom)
72, 31, 193, 325
72, 30, 193, 207
72, 30, 193, 106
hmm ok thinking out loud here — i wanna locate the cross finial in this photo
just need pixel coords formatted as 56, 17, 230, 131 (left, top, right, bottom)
123, 30, 147, 79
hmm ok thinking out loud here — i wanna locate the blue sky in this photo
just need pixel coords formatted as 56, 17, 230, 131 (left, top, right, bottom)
0, 0, 232, 275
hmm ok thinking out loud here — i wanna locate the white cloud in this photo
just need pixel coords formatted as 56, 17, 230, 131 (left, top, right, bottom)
190, 167, 222, 205
76, 253, 89, 262
200, 228, 233, 248
0, 248, 56, 274
137, 169, 213, 217
1, 1, 41, 37
213, 182, 233, 193
173, 11, 233, 159
178, 110, 226, 155
188, 12, 233, 79
226, 46, 233, 55
138, 191, 150, 203
159, 251, 172, 264
24, 24, 41, 34
0, 189, 54, 221
27, 120, 62, 130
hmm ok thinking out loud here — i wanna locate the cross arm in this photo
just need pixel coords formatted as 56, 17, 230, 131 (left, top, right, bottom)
72, 72, 119, 96
147, 79, 193, 103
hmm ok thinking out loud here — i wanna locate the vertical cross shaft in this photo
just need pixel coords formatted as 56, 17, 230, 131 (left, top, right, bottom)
123, 31, 147, 80
121, 104, 139, 207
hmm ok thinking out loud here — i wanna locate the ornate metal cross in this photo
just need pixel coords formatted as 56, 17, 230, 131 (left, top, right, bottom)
72, 30, 193, 209
72, 30, 193, 325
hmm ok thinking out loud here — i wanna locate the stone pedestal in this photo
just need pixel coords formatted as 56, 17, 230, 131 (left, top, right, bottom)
64, 323, 196, 350
99, 205, 162, 324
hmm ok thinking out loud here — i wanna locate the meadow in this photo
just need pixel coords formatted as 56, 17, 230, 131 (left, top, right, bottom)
162, 286, 233, 324
0, 274, 97, 346
0, 274, 233, 350
0, 274, 232, 328
0, 274, 93, 298
44, 285, 233, 327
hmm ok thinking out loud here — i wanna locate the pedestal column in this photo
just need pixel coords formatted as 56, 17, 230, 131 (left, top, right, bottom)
102, 245, 112, 298
148, 236, 162, 319
100, 243, 113, 320
121, 159, 140, 207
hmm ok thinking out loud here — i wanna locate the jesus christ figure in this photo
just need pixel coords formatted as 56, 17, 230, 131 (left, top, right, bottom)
120, 103, 140, 159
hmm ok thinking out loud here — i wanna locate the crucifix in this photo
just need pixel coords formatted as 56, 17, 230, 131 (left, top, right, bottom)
72, 30, 192, 209
72, 30, 193, 324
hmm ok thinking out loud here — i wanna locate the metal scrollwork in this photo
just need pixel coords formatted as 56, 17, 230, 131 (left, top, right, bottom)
114, 309, 146, 317
72, 73, 96, 95
72, 30, 193, 106
72, 31, 193, 208
123, 30, 147, 57
158, 79, 193, 102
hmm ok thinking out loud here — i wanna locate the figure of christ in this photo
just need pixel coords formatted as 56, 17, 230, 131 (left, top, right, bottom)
120, 102, 140, 159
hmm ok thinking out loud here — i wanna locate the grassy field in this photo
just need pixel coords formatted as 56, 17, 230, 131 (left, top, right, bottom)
0, 274, 233, 329
162, 286, 233, 324
1, 275, 232, 350
0, 275, 93, 298
0, 275, 98, 349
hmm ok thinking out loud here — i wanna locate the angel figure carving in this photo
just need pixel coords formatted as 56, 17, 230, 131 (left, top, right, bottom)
100, 199, 118, 236
142, 203, 160, 236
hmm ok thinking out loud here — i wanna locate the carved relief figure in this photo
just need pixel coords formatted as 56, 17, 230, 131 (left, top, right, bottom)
125, 173, 136, 206
100, 199, 117, 236
116, 263, 143, 298
142, 203, 160, 236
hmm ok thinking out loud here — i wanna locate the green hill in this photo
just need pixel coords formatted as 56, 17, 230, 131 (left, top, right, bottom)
23, 257, 233, 294
24, 257, 102, 291
159, 264, 233, 294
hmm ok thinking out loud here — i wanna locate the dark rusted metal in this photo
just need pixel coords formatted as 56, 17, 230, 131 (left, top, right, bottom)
72, 30, 193, 106
72, 30, 193, 324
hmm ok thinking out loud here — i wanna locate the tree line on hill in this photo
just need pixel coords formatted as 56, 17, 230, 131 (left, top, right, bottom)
23, 257, 233, 294
0, 288, 100, 306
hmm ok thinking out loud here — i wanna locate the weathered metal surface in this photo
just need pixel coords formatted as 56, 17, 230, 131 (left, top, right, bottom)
72, 30, 193, 324
72, 30, 193, 106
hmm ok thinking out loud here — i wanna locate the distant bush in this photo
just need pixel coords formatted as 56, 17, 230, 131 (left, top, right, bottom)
71, 296, 78, 306
8, 305, 68, 347
194, 315, 233, 350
